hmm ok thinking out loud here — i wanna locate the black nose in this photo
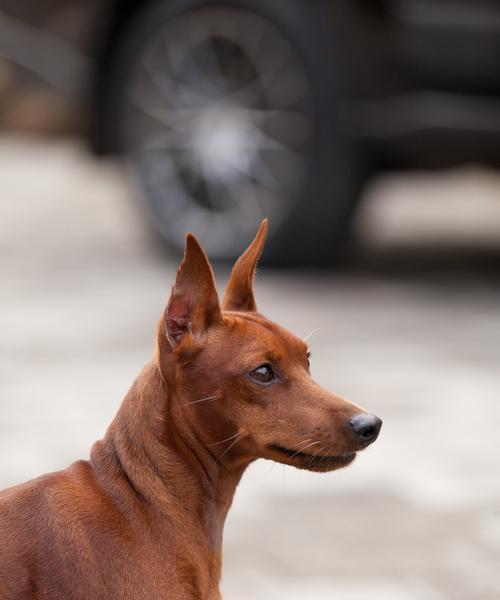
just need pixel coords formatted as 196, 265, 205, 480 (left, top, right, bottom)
349, 413, 382, 446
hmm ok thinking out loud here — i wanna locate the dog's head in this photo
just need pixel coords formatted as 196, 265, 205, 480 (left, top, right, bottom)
157, 221, 381, 472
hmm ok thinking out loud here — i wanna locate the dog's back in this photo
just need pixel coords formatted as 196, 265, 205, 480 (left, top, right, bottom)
0, 451, 215, 599
0, 464, 118, 599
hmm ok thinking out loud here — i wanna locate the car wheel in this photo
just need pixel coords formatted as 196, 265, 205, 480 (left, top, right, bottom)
102, 0, 360, 264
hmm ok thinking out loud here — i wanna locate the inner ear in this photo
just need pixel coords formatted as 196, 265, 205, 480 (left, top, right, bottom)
222, 219, 268, 312
166, 294, 190, 346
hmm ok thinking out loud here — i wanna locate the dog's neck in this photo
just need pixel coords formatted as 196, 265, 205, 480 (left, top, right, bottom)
90, 361, 247, 586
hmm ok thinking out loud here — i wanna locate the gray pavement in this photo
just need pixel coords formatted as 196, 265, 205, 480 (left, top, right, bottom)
1, 136, 500, 599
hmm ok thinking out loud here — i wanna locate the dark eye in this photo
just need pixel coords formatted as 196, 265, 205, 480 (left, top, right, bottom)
307, 352, 311, 368
249, 364, 275, 384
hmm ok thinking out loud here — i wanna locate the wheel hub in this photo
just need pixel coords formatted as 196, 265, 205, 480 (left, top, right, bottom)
187, 105, 259, 183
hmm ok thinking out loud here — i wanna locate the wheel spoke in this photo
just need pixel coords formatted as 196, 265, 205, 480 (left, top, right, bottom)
250, 152, 283, 192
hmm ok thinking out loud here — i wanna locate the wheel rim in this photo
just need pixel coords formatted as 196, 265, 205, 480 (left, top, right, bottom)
124, 6, 313, 258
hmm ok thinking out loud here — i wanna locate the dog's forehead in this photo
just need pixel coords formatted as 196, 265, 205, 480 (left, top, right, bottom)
218, 311, 307, 358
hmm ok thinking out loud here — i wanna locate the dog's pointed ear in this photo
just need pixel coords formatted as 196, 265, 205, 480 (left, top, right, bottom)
222, 219, 268, 312
164, 234, 221, 347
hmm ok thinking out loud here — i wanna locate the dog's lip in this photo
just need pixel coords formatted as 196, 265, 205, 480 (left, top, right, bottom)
269, 444, 356, 465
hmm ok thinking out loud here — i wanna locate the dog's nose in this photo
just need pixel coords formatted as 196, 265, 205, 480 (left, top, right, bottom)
349, 413, 382, 446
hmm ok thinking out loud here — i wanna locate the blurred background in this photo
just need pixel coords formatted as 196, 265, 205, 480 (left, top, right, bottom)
1, 1, 500, 598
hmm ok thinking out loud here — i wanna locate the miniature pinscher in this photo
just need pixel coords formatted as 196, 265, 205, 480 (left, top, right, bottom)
0, 219, 381, 599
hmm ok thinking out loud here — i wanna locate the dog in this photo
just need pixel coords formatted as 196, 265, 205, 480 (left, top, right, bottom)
0, 219, 381, 599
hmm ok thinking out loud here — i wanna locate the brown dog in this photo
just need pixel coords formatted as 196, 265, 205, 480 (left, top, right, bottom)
0, 220, 381, 599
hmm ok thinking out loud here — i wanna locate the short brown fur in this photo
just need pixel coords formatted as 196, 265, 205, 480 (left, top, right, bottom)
0, 220, 381, 599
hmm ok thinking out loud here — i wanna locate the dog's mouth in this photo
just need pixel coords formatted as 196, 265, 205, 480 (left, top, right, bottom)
269, 444, 356, 472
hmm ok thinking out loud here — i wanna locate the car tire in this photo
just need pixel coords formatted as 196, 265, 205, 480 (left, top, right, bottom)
99, 0, 361, 265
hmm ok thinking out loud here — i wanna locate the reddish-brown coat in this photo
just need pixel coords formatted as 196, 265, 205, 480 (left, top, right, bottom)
0, 220, 380, 599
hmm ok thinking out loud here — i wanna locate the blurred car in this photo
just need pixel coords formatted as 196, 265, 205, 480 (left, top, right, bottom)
4, 0, 500, 263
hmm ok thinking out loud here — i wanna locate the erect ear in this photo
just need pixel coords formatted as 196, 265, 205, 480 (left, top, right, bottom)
221, 219, 268, 312
165, 234, 221, 347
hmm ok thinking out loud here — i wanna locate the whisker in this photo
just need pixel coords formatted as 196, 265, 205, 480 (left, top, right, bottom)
303, 328, 320, 343
181, 395, 217, 408
311, 444, 325, 459
266, 461, 278, 475
268, 439, 313, 475
316, 445, 327, 463
305, 444, 323, 467
294, 438, 312, 446
218, 433, 244, 459
289, 440, 320, 460
321, 445, 334, 467
208, 431, 241, 447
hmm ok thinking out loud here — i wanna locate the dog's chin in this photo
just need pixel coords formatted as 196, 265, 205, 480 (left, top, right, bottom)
267, 444, 356, 473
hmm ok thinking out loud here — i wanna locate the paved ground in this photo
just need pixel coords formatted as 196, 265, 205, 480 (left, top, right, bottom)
1, 136, 499, 599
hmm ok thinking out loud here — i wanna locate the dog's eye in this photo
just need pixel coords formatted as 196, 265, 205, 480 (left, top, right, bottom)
307, 351, 311, 368
249, 364, 275, 384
